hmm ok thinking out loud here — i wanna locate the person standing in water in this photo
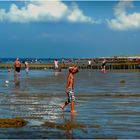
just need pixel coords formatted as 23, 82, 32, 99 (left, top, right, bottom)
101, 59, 107, 72
25, 59, 29, 75
54, 59, 59, 70
87, 60, 92, 69
54, 59, 61, 72
60, 65, 79, 113
14, 58, 21, 77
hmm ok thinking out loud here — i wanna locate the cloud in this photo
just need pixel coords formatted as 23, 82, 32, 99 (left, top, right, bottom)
67, 3, 94, 23
107, 1, 140, 30
0, 1, 96, 24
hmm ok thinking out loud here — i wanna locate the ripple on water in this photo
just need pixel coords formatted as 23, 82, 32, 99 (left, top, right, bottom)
0, 70, 140, 138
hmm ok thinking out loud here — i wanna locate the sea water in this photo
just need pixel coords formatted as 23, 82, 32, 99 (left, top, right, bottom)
0, 69, 140, 139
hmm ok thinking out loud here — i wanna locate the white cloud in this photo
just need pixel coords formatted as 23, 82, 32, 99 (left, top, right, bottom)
107, 1, 140, 30
0, 1, 96, 24
67, 3, 94, 23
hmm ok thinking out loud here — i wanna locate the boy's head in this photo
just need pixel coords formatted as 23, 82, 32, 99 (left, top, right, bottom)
69, 65, 79, 74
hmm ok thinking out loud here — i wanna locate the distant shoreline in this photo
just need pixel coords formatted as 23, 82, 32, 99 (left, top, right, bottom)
0, 63, 140, 71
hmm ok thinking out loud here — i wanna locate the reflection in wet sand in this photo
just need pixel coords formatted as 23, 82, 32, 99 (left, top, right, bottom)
14, 72, 20, 89
43, 112, 86, 139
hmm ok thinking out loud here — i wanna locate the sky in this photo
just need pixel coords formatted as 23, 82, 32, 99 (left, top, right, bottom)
0, 0, 140, 58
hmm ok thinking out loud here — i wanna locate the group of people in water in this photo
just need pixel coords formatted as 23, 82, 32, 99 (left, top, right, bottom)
13, 58, 29, 76
53, 59, 66, 72
13, 58, 106, 75
11, 58, 78, 113
8, 58, 106, 113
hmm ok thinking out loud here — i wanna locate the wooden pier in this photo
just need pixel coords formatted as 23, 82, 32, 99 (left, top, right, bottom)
0, 61, 140, 71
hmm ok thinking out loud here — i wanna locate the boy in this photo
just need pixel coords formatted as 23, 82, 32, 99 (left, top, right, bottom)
60, 65, 79, 113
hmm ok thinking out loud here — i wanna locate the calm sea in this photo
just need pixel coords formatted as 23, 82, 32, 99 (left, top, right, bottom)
0, 69, 140, 139
0, 58, 75, 64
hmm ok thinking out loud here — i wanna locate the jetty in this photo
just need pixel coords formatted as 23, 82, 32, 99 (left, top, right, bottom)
0, 57, 140, 70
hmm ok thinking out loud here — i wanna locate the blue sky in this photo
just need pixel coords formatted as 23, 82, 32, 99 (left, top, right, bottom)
0, 1, 140, 58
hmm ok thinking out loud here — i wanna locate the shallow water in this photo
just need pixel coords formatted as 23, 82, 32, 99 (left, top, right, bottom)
0, 69, 140, 139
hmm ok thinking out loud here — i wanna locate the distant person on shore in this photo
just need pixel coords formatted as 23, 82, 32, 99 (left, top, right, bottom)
60, 65, 79, 113
61, 59, 65, 69
14, 58, 21, 76
87, 60, 92, 69
54, 59, 61, 72
54, 59, 59, 70
25, 59, 29, 75
101, 59, 106, 72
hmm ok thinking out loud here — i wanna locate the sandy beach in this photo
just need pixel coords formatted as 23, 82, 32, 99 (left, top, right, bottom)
0, 69, 140, 138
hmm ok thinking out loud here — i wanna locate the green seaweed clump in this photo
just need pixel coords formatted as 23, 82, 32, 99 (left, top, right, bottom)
120, 80, 126, 83
0, 118, 27, 128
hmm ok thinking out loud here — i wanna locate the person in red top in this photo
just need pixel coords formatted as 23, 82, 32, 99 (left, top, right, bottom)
14, 58, 21, 74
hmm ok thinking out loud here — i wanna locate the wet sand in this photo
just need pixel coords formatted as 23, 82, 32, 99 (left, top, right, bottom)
0, 69, 140, 139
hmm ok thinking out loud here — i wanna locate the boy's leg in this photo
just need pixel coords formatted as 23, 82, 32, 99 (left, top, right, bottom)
71, 101, 75, 113
71, 92, 76, 113
60, 101, 69, 110
60, 90, 72, 110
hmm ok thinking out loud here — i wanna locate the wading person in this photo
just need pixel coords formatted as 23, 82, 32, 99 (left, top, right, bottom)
60, 65, 79, 113
54, 59, 59, 70
54, 59, 61, 72
14, 58, 21, 77
25, 59, 29, 74
87, 60, 92, 69
101, 59, 106, 72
